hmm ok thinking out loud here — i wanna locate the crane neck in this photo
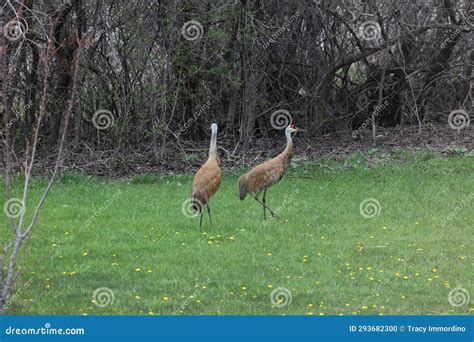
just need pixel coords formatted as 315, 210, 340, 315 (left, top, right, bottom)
285, 129, 293, 151
208, 130, 218, 160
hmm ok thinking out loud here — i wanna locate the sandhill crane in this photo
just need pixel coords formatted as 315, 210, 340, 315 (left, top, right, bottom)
191, 123, 222, 228
238, 124, 302, 219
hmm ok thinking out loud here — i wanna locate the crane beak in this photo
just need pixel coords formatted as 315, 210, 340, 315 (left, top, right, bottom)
296, 128, 306, 132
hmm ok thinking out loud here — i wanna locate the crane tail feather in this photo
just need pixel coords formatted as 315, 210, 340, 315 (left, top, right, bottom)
238, 175, 248, 200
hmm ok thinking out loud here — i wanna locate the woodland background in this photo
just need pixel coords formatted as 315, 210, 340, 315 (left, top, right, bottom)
1, 0, 473, 175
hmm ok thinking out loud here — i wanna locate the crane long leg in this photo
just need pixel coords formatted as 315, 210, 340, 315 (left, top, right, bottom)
251, 193, 279, 218
199, 212, 203, 229
262, 189, 267, 220
206, 205, 213, 226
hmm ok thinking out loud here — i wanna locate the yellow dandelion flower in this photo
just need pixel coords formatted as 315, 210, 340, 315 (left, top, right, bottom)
162, 296, 169, 301
135, 268, 141, 272
361, 305, 368, 310
241, 286, 247, 290
395, 272, 401, 277
308, 304, 314, 307
307, 312, 314, 315
135, 296, 141, 299
83, 252, 88, 256
267, 284, 273, 289
403, 276, 409, 280
147, 269, 153, 273
148, 311, 154, 315
229, 236, 235, 240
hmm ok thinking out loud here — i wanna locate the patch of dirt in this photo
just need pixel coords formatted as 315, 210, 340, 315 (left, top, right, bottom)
2, 124, 472, 178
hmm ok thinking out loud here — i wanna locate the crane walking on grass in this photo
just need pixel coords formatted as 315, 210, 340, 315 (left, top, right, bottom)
238, 124, 302, 220
192, 123, 222, 228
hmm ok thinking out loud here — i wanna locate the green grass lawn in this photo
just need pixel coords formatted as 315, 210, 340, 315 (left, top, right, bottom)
1, 150, 473, 315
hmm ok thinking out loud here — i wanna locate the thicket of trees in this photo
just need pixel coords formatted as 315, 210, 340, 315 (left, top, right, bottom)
1, 0, 473, 155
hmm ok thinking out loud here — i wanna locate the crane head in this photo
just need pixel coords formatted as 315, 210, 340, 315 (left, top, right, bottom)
286, 124, 301, 133
211, 123, 218, 134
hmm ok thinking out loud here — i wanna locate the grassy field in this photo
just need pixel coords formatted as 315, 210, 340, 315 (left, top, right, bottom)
1, 149, 473, 315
